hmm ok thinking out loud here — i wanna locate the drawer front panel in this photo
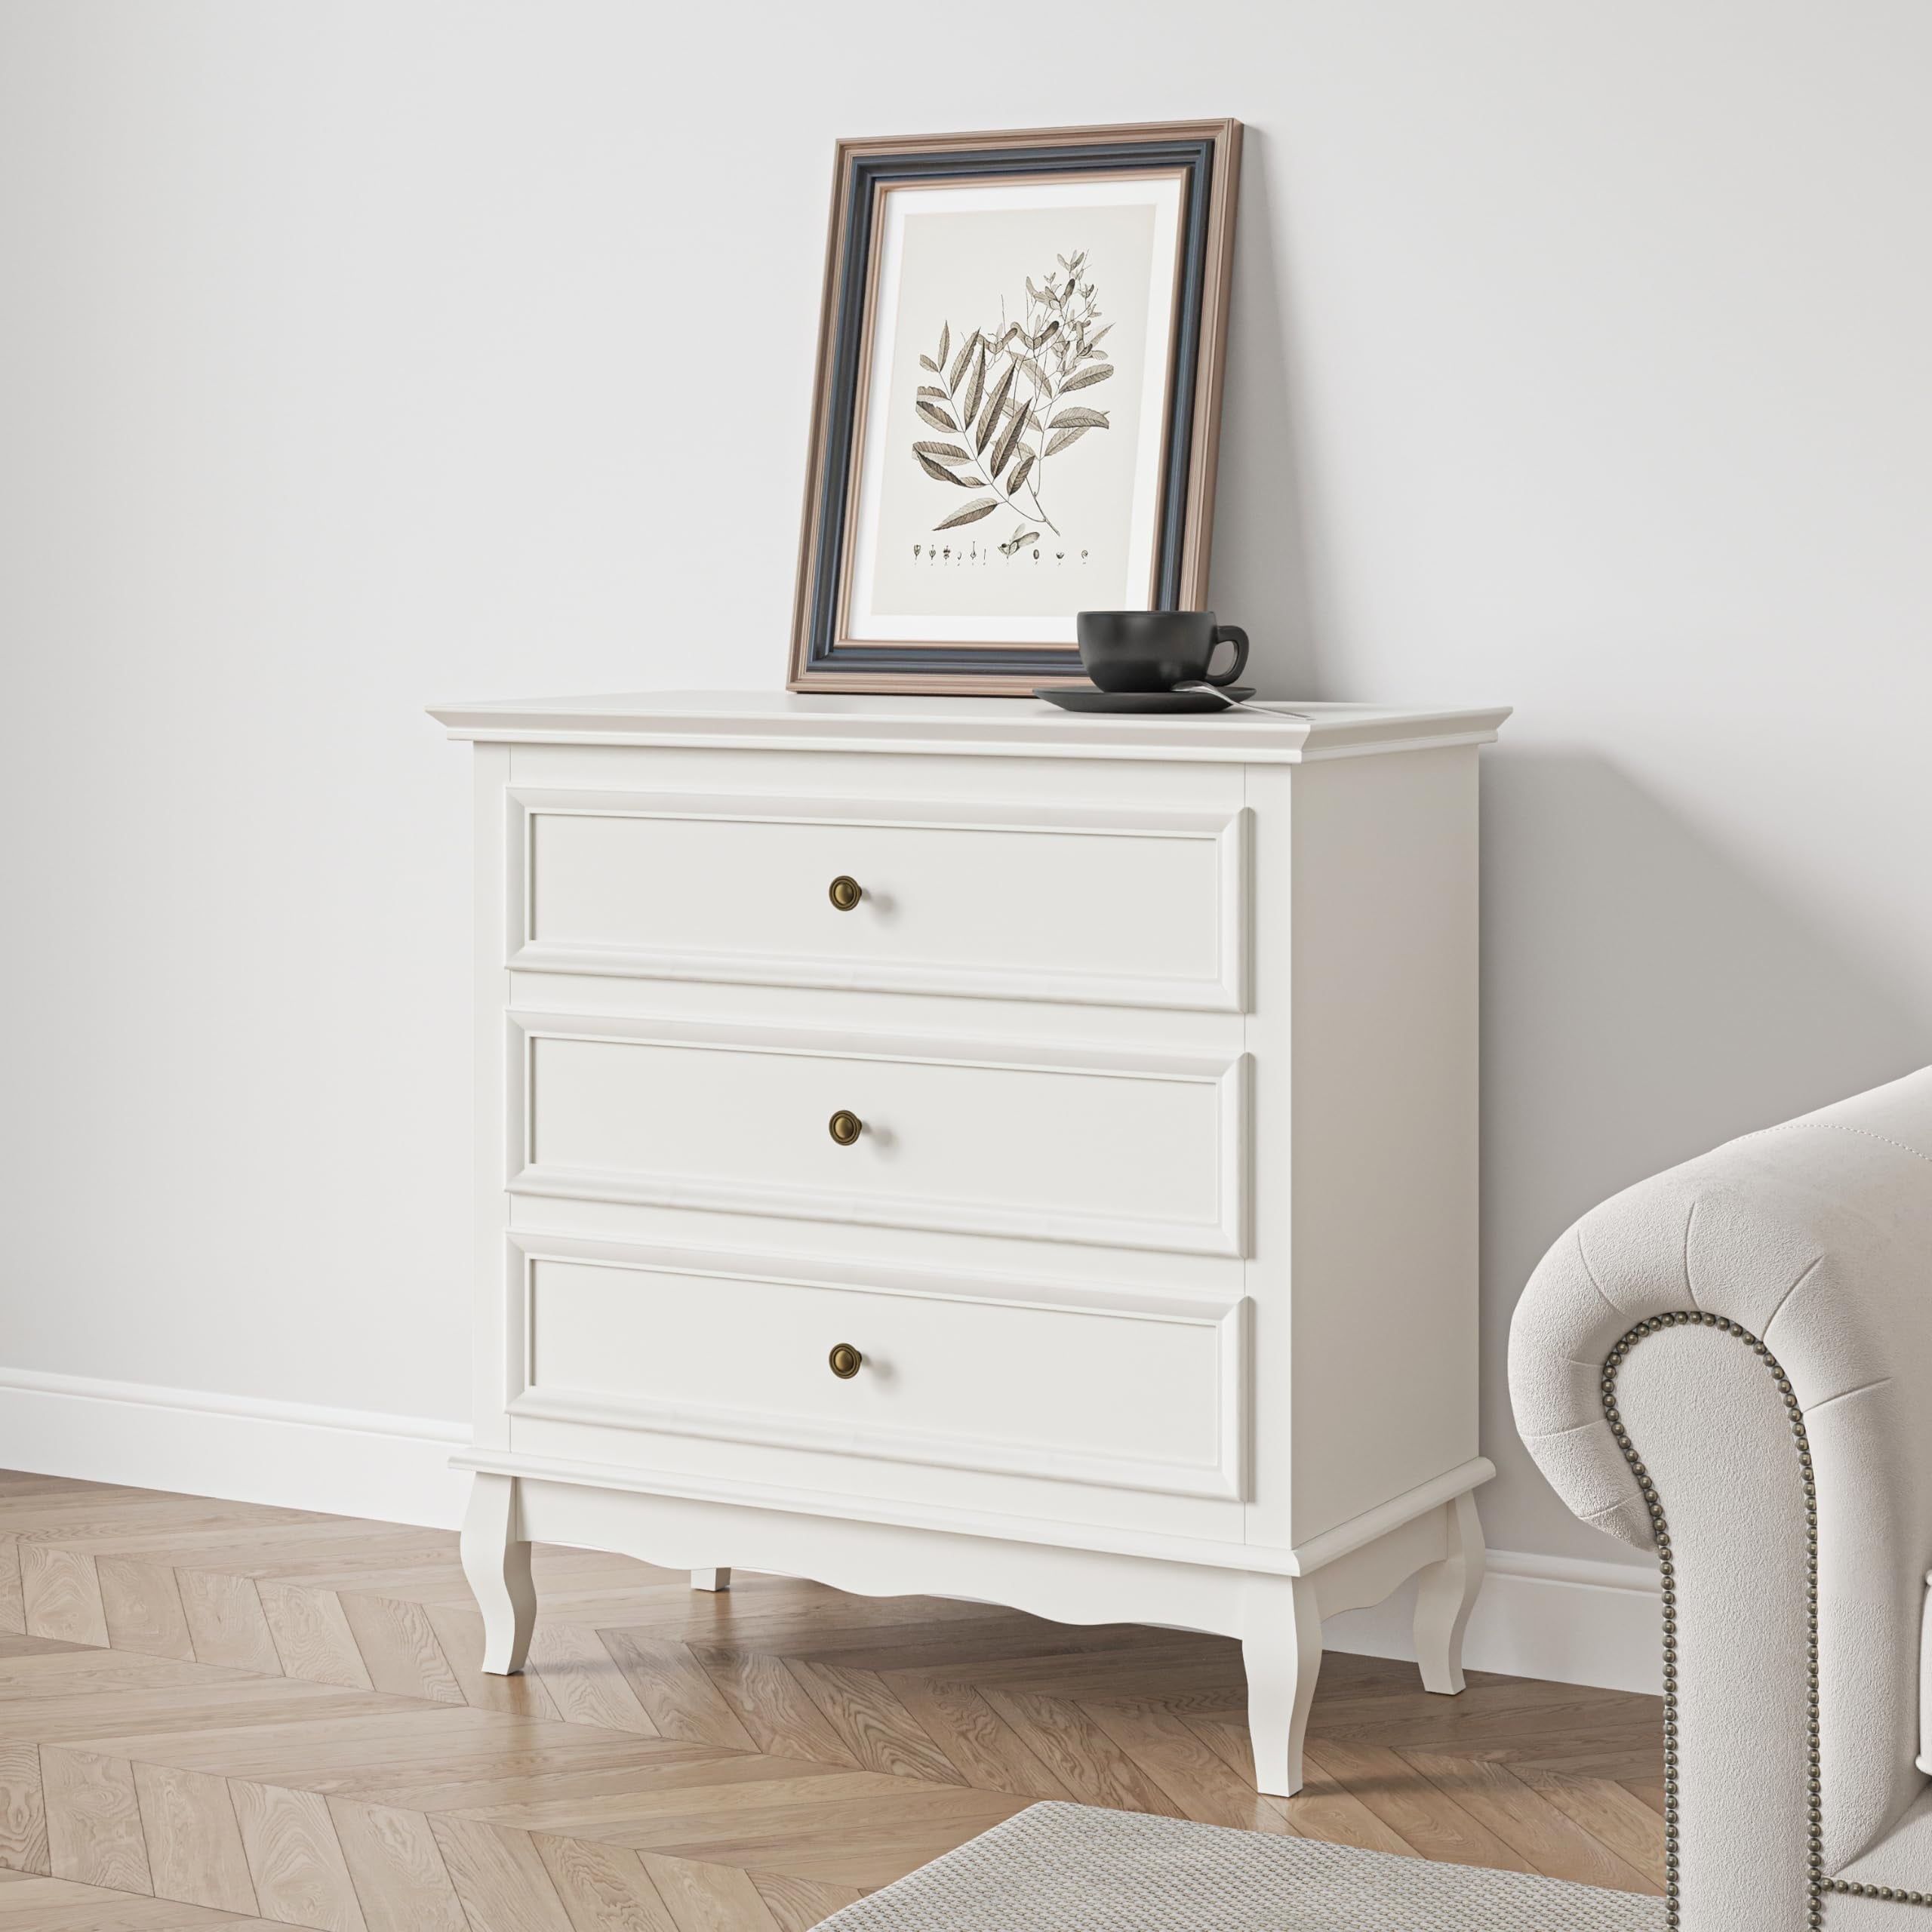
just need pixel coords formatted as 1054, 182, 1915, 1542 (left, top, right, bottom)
511, 1014, 1249, 1256
510, 1238, 1248, 1500
509, 789, 1249, 1012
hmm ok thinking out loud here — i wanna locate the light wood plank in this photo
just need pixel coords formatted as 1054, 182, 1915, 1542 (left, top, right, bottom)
177, 1571, 281, 1676
258, 1584, 374, 1691
0, 1744, 48, 1873
876, 1672, 1069, 1801
600, 1632, 754, 1749
0, 1869, 256, 1929
229, 1778, 368, 1931
979, 1687, 1175, 1814
686, 1647, 856, 1769
42, 1746, 152, 1893
1398, 1745, 1660, 1890
534, 1829, 678, 1932
1302, 1737, 1535, 1870
429, 1814, 573, 1930
450, 1769, 908, 1843
643, 1786, 1026, 1890
1186, 1712, 1414, 1856
425, 1600, 563, 1720
98, 1561, 196, 1663
328, 1798, 468, 1932
1512, 1764, 1670, 1890
1081, 1700, 1294, 1831
529, 1621, 661, 1736
749, 1870, 862, 1932
20, 1546, 108, 1648
638, 1850, 783, 1932
785, 1660, 963, 1787
134, 1761, 258, 1914
336, 1595, 464, 1705
0, 1540, 23, 1635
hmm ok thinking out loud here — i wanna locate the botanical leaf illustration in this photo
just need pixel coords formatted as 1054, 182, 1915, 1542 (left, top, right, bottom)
975, 361, 1016, 454
989, 398, 1029, 479
915, 452, 974, 486
933, 497, 998, 531
906, 248, 1113, 540
961, 340, 987, 433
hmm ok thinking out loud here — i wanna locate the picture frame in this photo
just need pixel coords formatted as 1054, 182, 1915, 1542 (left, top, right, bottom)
787, 119, 1243, 695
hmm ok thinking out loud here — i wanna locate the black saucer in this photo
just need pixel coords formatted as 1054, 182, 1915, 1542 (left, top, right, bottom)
1036, 686, 1257, 715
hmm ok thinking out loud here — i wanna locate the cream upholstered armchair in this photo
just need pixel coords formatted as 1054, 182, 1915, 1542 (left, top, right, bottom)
1510, 1069, 1932, 1932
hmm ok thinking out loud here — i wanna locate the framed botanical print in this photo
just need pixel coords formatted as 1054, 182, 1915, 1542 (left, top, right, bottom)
788, 120, 1242, 694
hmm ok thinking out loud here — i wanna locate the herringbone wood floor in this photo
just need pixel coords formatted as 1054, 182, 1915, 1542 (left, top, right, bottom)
0, 1470, 1663, 1929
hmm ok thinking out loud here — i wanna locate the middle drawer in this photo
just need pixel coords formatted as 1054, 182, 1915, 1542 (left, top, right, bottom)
509, 1011, 1250, 1257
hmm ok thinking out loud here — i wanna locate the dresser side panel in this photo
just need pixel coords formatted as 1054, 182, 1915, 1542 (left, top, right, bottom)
472, 743, 518, 1447
1282, 746, 1483, 1545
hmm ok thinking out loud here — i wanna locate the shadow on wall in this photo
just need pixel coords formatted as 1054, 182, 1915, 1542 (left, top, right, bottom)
1201, 127, 1318, 692
1477, 746, 1928, 1557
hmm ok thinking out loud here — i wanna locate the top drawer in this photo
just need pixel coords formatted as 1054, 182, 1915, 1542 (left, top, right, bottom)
506, 789, 1250, 1012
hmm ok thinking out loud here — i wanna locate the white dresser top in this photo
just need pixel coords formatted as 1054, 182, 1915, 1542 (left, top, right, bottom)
428, 690, 1510, 764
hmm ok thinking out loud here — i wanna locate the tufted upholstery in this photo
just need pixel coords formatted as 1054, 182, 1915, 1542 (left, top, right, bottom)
1510, 1069, 1932, 1931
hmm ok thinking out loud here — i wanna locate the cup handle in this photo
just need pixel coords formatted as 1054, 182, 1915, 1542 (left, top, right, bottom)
1207, 623, 1249, 686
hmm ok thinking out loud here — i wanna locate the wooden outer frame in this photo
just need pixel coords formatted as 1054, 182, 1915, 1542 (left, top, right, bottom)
787, 119, 1243, 696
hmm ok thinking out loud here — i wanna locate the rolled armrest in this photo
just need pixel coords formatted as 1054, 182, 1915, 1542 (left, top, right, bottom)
1509, 1069, 1932, 1930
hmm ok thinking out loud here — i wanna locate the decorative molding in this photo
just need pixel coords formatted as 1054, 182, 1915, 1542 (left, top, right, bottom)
427, 694, 1513, 766
507, 1009, 1253, 1257
1291, 1457, 1496, 1573
503, 1230, 1250, 1501
506, 788, 1251, 1013
0, 1365, 469, 1528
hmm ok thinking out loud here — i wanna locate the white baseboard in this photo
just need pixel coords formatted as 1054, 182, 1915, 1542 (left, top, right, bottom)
1324, 1546, 1663, 1694
0, 1364, 1660, 1692
0, 1367, 469, 1530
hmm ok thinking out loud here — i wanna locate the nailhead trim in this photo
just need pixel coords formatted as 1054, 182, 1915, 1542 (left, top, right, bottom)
1601, 1311, 1832, 1927
1604, 1312, 1932, 1919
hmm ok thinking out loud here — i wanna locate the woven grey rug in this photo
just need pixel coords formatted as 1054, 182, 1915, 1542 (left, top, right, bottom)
817, 1802, 1666, 1931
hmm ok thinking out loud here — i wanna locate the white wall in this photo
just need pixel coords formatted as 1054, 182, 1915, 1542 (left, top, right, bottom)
3, 0, 1929, 1654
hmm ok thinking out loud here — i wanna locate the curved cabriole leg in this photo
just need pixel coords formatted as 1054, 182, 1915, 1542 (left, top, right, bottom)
1414, 1491, 1486, 1695
461, 1472, 536, 1675
1242, 1573, 1324, 1797
691, 1568, 732, 1592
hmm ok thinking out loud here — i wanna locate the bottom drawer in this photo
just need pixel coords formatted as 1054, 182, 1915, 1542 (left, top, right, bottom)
509, 1239, 1247, 1503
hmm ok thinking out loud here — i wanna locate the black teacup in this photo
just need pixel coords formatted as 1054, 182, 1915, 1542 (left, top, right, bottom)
1077, 611, 1250, 693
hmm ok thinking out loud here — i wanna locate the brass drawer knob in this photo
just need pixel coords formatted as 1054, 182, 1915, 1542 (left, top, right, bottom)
828, 1343, 863, 1380
828, 1109, 863, 1146
829, 875, 863, 911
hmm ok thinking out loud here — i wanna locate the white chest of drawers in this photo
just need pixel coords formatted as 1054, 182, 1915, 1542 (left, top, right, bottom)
431, 689, 1509, 1796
